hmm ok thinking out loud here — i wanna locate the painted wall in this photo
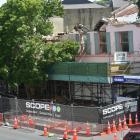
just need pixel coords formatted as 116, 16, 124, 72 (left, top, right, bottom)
75, 24, 140, 63
64, 8, 112, 32
50, 17, 64, 35
106, 24, 140, 53
50, 7, 111, 35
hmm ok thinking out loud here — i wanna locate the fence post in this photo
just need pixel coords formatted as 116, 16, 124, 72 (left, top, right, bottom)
71, 103, 74, 129
32, 99, 34, 117
15, 97, 18, 117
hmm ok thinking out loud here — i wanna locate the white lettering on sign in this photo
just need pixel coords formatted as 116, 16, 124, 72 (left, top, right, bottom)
26, 102, 50, 111
25, 102, 61, 113
103, 104, 123, 115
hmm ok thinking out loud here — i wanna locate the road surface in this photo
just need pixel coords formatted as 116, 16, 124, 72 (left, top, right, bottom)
0, 126, 129, 140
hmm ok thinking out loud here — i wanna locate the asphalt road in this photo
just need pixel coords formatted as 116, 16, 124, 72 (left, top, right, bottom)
0, 126, 58, 140
0, 126, 129, 140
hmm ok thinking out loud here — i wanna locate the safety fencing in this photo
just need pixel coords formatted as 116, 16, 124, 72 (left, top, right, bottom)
0, 96, 138, 135
0, 113, 3, 126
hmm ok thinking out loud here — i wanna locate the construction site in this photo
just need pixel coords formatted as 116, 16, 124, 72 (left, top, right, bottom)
0, 1, 140, 140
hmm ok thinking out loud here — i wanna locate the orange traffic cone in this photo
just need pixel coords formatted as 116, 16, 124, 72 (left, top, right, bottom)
135, 113, 138, 125
107, 121, 112, 134
112, 120, 117, 133
117, 118, 122, 131
73, 128, 78, 140
123, 115, 128, 130
129, 113, 132, 126
43, 125, 48, 136
63, 127, 68, 140
113, 133, 118, 140
13, 117, 19, 129
86, 122, 91, 136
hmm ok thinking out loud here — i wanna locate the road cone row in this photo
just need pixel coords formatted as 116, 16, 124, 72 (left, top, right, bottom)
105, 116, 128, 135
62, 127, 78, 140
128, 113, 140, 126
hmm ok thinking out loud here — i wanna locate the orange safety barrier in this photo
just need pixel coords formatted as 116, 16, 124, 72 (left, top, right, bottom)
28, 117, 35, 130
73, 128, 78, 140
85, 122, 91, 136
20, 114, 27, 122
135, 113, 138, 125
129, 113, 133, 126
112, 120, 117, 133
0, 113, 3, 126
113, 133, 118, 140
123, 115, 128, 130
63, 127, 68, 140
107, 121, 111, 134
13, 117, 19, 129
43, 125, 48, 136
117, 118, 122, 131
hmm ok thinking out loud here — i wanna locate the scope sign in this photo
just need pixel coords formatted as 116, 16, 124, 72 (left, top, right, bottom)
103, 104, 123, 115
26, 102, 61, 113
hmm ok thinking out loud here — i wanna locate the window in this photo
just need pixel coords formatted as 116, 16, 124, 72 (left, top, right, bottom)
119, 31, 129, 52
99, 32, 107, 54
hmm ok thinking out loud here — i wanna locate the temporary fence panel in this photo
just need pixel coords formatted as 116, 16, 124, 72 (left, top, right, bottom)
0, 98, 137, 127
100, 98, 138, 123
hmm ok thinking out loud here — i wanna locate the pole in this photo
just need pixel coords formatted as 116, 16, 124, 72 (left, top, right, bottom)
71, 103, 74, 129
15, 97, 18, 116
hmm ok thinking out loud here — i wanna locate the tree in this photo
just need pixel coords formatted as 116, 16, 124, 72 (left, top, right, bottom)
0, 0, 78, 97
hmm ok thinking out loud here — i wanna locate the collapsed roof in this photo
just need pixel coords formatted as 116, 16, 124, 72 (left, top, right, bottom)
94, 4, 140, 31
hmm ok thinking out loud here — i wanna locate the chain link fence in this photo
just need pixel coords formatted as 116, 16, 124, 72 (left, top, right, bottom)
0, 96, 138, 134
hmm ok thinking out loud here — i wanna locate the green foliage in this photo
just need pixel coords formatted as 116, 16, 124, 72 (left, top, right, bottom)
11, 37, 79, 85
39, 40, 79, 77
0, 0, 79, 88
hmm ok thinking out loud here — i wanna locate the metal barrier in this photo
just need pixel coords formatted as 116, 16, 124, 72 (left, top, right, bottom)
0, 96, 138, 134
0, 113, 3, 125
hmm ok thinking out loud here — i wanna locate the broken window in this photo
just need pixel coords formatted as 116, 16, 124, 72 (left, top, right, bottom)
119, 31, 129, 52
99, 32, 107, 54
